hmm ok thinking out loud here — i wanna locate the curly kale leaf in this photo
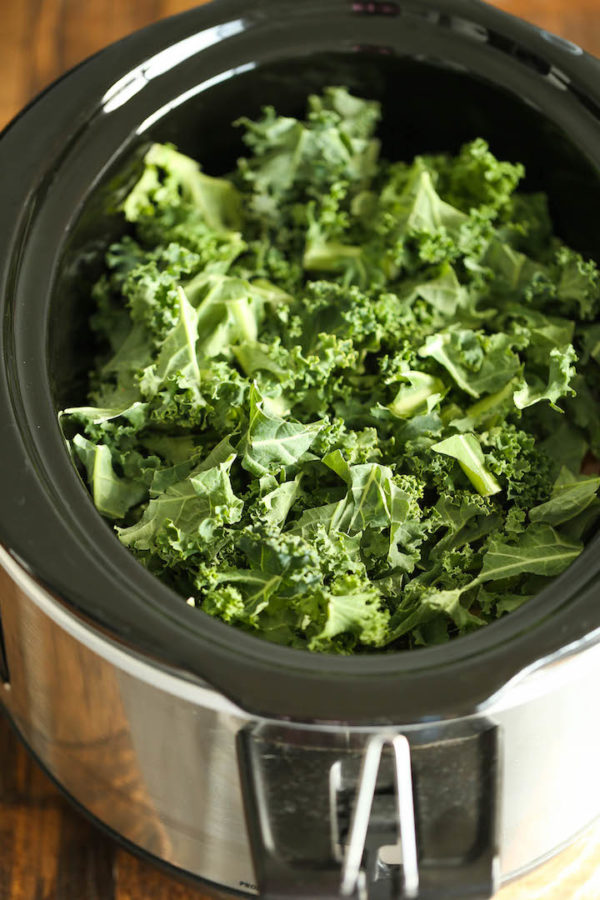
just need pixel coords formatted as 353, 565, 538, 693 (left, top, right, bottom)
61, 87, 600, 654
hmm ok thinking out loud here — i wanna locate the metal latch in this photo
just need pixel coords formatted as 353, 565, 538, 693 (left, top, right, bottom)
239, 719, 499, 900
330, 734, 418, 900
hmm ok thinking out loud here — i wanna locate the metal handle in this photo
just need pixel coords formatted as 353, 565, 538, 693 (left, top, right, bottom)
340, 735, 418, 899
238, 719, 500, 900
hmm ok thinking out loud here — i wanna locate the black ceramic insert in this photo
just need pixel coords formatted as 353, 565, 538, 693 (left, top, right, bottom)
1, 0, 600, 723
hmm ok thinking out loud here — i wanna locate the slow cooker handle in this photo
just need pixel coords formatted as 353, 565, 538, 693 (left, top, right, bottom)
238, 719, 500, 899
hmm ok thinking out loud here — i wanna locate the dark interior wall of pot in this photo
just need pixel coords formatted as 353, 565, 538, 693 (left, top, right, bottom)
48, 51, 600, 408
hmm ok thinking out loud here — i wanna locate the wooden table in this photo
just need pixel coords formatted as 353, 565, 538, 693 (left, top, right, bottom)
1, 1, 599, 898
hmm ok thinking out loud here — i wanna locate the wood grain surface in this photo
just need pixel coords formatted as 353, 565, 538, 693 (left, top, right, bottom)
0, 1, 599, 899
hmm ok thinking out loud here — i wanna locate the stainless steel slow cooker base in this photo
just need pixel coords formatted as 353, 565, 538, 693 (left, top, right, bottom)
2, 547, 599, 896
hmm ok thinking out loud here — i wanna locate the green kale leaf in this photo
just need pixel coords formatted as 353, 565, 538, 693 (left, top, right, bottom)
61, 87, 600, 654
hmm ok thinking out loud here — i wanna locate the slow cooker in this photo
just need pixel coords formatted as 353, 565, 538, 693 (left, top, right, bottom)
1, 1, 599, 897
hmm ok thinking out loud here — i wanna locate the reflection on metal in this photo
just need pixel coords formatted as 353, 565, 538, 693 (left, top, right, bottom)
329, 760, 344, 862
340, 734, 418, 899
101, 20, 246, 113
0, 549, 255, 893
136, 62, 256, 134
